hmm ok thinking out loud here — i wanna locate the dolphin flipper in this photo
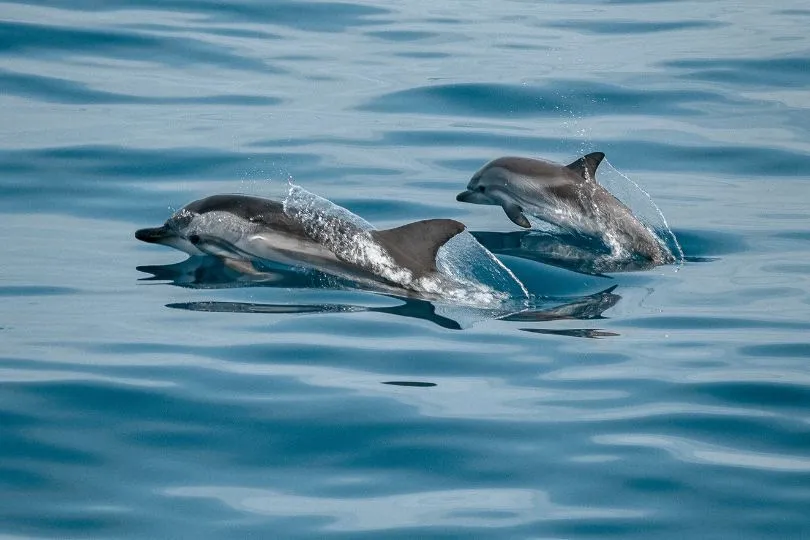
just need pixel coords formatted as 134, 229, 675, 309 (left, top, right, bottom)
370, 219, 466, 278
566, 152, 605, 181
503, 202, 531, 228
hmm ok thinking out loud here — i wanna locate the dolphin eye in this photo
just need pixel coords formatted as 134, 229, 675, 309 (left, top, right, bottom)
477, 185, 486, 192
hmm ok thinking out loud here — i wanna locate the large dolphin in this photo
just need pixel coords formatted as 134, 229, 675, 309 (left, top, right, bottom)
456, 152, 673, 265
135, 194, 466, 294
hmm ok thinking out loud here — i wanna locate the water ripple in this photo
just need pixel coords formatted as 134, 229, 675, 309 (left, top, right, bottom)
2, 0, 810, 538
0, 19, 279, 72
664, 56, 810, 88
359, 81, 725, 118
0, 69, 282, 105
546, 19, 726, 34
596, 434, 810, 472
165, 486, 644, 531
2, 0, 391, 31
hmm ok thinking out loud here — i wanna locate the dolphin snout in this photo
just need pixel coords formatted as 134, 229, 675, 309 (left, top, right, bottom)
456, 190, 472, 202
456, 189, 496, 205
135, 225, 172, 244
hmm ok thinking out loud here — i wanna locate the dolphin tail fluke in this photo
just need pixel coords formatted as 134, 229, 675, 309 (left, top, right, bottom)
370, 219, 466, 277
566, 151, 605, 181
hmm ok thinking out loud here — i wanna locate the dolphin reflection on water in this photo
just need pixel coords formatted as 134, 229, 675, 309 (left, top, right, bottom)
471, 229, 662, 275
137, 256, 622, 334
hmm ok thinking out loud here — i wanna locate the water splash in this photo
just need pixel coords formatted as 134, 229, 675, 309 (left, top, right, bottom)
598, 159, 685, 266
283, 185, 413, 285
282, 185, 527, 306
284, 184, 375, 231
437, 232, 529, 302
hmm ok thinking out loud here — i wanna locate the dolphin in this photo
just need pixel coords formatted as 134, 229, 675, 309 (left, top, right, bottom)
135, 194, 466, 294
456, 152, 673, 265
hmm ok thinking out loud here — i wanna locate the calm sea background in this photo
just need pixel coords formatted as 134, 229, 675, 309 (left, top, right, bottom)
2, 1, 810, 538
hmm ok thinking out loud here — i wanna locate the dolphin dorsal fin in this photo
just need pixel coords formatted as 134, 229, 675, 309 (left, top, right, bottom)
566, 152, 605, 181
370, 219, 466, 278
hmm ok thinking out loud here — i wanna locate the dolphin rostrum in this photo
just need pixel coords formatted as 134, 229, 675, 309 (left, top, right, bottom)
135, 194, 466, 294
456, 152, 674, 265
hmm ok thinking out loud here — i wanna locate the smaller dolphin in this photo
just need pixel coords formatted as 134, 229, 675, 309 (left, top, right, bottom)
457, 152, 673, 265
136, 194, 466, 295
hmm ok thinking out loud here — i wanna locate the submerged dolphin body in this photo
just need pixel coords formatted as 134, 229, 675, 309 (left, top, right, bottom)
456, 152, 674, 265
135, 194, 466, 295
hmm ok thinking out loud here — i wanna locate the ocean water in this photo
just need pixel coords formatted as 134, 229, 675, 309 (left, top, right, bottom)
2, 0, 810, 538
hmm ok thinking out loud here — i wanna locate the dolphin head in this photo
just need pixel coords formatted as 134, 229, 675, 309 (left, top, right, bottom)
135, 206, 205, 255
135, 194, 316, 262
455, 163, 507, 206
456, 158, 540, 228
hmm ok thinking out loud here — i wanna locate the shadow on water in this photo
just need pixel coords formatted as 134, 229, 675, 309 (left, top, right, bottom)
137, 257, 622, 333
382, 381, 437, 388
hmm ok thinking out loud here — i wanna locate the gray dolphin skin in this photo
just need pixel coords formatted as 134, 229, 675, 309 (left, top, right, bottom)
135, 194, 466, 292
456, 152, 674, 265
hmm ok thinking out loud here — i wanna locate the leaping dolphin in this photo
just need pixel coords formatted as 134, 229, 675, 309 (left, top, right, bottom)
456, 152, 673, 265
135, 194, 466, 295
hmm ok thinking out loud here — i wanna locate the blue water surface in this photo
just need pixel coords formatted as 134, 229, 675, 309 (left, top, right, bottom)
2, 1, 810, 538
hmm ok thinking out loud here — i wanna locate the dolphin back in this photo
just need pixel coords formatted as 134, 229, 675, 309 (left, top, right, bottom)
370, 219, 466, 278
